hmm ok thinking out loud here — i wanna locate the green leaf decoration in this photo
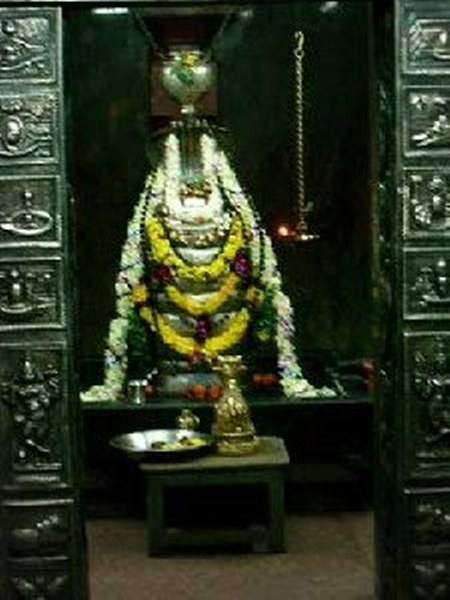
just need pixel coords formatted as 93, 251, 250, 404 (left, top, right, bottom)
171, 63, 196, 87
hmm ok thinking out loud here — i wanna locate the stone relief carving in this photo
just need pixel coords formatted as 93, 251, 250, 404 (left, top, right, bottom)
407, 91, 450, 152
414, 562, 450, 599
408, 17, 450, 69
413, 498, 450, 548
0, 179, 56, 244
405, 171, 450, 234
0, 15, 53, 80
0, 261, 60, 327
11, 574, 68, 600
408, 255, 450, 314
0, 94, 56, 162
9, 511, 68, 557
413, 337, 450, 458
0, 352, 61, 473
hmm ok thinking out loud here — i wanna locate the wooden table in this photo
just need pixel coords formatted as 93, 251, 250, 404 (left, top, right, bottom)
139, 436, 289, 555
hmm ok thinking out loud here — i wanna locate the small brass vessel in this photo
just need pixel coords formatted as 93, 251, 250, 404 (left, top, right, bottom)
211, 355, 258, 456
176, 409, 200, 431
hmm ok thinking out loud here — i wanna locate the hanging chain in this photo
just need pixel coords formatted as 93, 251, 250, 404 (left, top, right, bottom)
294, 31, 318, 241
294, 31, 306, 234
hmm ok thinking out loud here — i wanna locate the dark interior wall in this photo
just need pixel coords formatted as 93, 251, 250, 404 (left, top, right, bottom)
64, 2, 374, 387
217, 2, 373, 359
64, 8, 149, 375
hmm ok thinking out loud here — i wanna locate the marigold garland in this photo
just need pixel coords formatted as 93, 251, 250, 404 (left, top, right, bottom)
154, 308, 250, 359
81, 130, 334, 403
139, 306, 155, 329
165, 271, 241, 316
147, 213, 244, 282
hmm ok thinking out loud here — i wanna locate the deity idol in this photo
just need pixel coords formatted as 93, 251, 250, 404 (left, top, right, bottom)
82, 49, 331, 402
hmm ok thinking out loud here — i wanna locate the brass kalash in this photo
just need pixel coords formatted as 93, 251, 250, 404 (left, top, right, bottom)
212, 355, 258, 456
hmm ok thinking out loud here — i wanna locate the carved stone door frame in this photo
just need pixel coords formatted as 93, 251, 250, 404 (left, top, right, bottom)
0, 6, 87, 600
0, 1, 449, 598
375, 1, 450, 597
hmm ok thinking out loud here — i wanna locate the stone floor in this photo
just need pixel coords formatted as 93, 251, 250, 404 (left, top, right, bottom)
87, 511, 374, 600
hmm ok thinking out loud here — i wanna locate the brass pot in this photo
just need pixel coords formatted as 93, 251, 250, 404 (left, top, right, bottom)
162, 49, 214, 115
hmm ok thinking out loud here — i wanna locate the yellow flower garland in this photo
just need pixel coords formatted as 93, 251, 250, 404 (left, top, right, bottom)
154, 308, 250, 359
147, 214, 244, 282
132, 283, 149, 304
165, 271, 240, 316
139, 306, 155, 329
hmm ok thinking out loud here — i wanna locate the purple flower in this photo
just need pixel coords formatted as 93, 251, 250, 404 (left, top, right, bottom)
232, 251, 251, 278
194, 315, 212, 342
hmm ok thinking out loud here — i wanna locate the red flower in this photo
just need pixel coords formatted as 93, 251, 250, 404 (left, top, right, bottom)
153, 263, 172, 283
189, 350, 205, 365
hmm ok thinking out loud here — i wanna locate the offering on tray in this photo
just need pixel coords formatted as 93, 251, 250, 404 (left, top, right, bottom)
110, 428, 213, 461
150, 436, 207, 451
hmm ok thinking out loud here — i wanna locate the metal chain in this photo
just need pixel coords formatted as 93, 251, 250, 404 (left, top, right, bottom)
294, 30, 307, 235
294, 31, 318, 241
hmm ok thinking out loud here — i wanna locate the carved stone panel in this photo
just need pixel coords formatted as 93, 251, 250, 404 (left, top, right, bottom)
412, 560, 450, 599
0, 12, 56, 82
408, 491, 450, 556
8, 568, 70, 600
0, 92, 58, 164
404, 12, 450, 74
0, 345, 70, 487
405, 88, 450, 155
0, 176, 60, 246
4, 499, 71, 559
404, 249, 450, 318
403, 169, 450, 237
405, 333, 450, 475
0, 257, 63, 330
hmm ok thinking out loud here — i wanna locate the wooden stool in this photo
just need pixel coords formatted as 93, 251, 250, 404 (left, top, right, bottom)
139, 436, 289, 555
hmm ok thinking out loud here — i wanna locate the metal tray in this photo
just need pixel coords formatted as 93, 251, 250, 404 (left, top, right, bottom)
110, 429, 214, 462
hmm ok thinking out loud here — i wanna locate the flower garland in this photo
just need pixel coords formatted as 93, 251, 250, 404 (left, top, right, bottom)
210, 135, 333, 397
80, 169, 162, 402
146, 213, 245, 282
81, 129, 333, 402
165, 271, 241, 316
154, 308, 250, 360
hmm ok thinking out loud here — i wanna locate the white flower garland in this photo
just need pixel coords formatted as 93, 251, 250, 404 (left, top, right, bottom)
82, 131, 333, 402
207, 134, 333, 397
81, 170, 159, 402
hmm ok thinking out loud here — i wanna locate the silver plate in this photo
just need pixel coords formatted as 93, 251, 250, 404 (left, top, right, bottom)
110, 429, 214, 462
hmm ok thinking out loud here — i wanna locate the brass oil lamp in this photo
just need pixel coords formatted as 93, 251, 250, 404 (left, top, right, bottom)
211, 355, 258, 456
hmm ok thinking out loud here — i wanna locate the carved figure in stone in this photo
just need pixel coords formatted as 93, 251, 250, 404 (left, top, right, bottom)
1, 355, 59, 467
0, 266, 55, 321
0, 18, 47, 76
414, 562, 450, 599
0, 95, 53, 159
414, 502, 450, 545
0, 189, 53, 237
411, 259, 450, 311
11, 513, 67, 556
412, 267, 437, 307
409, 174, 450, 231
410, 94, 450, 149
409, 19, 450, 63
413, 114, 450, 148
414, 339, 450, 446
11, 574, 68, 600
